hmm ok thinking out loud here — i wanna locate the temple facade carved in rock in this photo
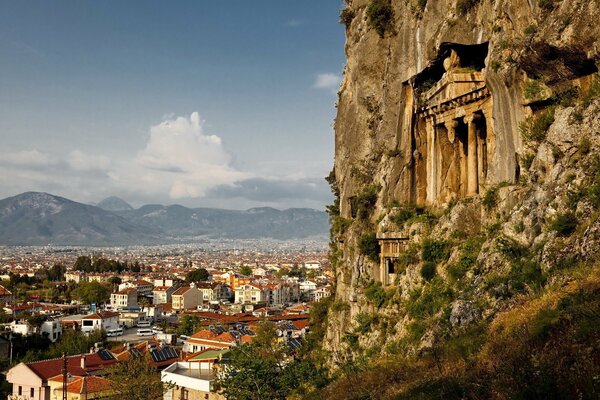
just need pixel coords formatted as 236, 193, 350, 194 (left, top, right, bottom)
411, 46, 495, 207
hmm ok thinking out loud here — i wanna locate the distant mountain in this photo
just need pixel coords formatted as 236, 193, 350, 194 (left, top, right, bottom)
0, 192, 158, 246
0, 192, 328, 245
115, 205, 329, 240
96, 196, 134, 212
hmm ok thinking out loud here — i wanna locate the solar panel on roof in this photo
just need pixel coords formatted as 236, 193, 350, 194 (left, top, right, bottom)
97, 349, 114, 361
130, 348, 142, 358
165, 347, 177, 359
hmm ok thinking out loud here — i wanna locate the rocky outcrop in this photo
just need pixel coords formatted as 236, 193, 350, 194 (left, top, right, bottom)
326, 0, 600, 361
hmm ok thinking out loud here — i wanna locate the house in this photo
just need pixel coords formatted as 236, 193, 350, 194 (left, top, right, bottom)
303, 261, 322, 269
65, 271, 86, 283
314, 286, 332, 302
40, 320, 63, 343
172, 285, 202, 311
234, 284, 269, 304
113, 340, 180, 370
154, 277, 177, 287
153, 286, 176, 305
213, 272, 252, 291
182, 327, 253, 354
110, 288, 138, 309
48, 375, 113, 400
6, 350, 117, 400
4, 303, 44, 316
161, 349, 229, 400
195, 282, 230, 302
81, 311, 120, 334
0, 284, 14, 305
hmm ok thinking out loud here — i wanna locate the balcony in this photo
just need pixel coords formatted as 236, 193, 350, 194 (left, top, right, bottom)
161, 362, 215, 393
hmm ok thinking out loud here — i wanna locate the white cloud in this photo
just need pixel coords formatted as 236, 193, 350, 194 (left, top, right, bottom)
0, 149, 57, 168
313, 73, 341, 93
129, 112, 249, 199
286, 19, 303, 27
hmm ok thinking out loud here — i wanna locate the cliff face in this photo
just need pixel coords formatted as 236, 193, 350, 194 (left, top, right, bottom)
326, 0, 600, 368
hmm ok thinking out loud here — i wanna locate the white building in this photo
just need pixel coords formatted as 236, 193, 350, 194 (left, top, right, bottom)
80, 311, 120, 334
110, 288, 138, 309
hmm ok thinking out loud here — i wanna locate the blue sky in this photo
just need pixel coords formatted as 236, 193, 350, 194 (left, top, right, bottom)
0, 1, 346, 210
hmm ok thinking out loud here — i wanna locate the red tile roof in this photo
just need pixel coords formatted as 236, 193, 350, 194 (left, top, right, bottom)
26, 353, 117, 380
82, 311, 120, 320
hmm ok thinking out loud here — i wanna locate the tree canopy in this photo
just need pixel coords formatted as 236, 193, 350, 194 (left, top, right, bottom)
185, 268, 209, 282
72, 281, 109, 305
215, 321, 328, 399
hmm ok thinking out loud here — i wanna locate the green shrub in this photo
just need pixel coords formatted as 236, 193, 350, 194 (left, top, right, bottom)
549, 212, 577, 236
364, 281, 389, 308
538, 0, 554, 10
339, 7, 355, 27
579, 138, 591, 155
509, 260, 546, 292
366, 0, 394, 37
523, 79, 543, 100
482, 186, 499, 210
422, 239, 451, 263
456, 0, 480, 16
420, 261, 437, 281
350, 185, 379, 219
448, 255, 476, 280
519, 108, 555, 143
359, 232, 380, 263
354, 312, 378, 334
495, 236, 527, 259
407, 278, 454, 318
331, 300, 351, 312
524, 24, 537, 36
390, 206, 417, 226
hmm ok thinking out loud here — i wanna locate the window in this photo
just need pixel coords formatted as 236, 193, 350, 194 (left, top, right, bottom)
31, 388, 35, 397
180, 388, 189, 400
18, 386, 22, 395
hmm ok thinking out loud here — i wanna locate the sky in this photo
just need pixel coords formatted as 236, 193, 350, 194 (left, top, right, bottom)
0, 1, 346, 210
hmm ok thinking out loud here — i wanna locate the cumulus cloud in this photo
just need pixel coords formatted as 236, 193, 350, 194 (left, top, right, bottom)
131, 112, 248, 199
313, 73, 341, 93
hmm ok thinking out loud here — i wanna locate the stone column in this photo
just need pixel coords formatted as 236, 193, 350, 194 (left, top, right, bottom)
465, 113, 479, 196
444, 120, 458, 144
425, 118, 437, 204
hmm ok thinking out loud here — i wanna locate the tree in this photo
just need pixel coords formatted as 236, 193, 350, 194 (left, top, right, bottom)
185, 268, 209, 282
239, 266, 253, 276
72, 281, 109, 305
178, 315, 200, 336
106, 354, 169, 400
108, 276, 122, 285
215, 321, 327, 399
74, 256, 92, 272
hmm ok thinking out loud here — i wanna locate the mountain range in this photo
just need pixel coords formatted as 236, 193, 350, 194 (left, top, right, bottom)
0, 192, 328, 246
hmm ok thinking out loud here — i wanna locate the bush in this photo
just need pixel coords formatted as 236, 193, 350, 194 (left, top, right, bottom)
420, 261, 437, 281
482, 186, 499, 210
390, 206, 417, 226
364, 281, 389, 308
422, 239, 451, 263
406, 278, 454, 319
538, 0, 554, 10
523, 79, 543, 100
448, 255, 476, 280
579, 138, 591, 155
549, 212, 577, 236
495, 236, 527, 259
366, 0, 394, 37
519, 108, 555, 143
456, 0, 480, 16
350, 185, 379, 219
355, 313, 378, 334
339, 7, 355, 27
359, 232, 380, 263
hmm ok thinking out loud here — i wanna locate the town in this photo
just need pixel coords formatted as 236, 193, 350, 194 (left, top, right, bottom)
0, 241, 331, 399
